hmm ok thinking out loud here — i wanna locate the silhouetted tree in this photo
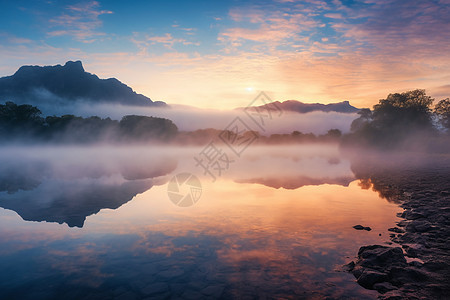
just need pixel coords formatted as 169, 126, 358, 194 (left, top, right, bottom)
344, 90, 437, 148
350, 108, 372, 132
325, 129, 342, 138
435, 98, 450, 131
119, 115, 178, 142
0, 102, 178, 143
371, 89, 434, 130
0, 102, 44, 138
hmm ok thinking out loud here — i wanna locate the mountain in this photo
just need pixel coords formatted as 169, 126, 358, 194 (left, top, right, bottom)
245, 100, 359, 114
0, 61, 166, 107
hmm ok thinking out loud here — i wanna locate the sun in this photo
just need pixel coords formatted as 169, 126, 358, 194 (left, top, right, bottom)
246, 87, 254, 92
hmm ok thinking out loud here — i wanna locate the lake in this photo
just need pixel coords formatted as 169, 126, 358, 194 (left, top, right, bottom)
0, 144, 402, 299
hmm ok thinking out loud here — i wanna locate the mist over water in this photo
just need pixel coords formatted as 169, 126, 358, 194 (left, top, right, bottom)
0, 142, 406, 298
14, 99, 357, 135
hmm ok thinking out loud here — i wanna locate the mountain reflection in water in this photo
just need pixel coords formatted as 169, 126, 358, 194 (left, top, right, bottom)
0, 145, 402, 299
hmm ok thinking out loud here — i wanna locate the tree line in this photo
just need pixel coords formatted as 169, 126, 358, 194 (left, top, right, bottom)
343, 89, 450, 149
0, 101, 178, 143
1, 89, 449, 147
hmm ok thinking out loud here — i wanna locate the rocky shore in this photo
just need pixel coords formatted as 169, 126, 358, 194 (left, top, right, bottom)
345, 157, 450, 299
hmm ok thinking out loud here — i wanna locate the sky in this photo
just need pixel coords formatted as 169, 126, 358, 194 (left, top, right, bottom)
0, 0, 449, 109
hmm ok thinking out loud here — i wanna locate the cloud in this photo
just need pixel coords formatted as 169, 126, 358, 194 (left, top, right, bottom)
1, 0, 449, 110
131, 31, 200, 54
324, 13, 342, 19
219, 8, 318, 52
145, 33, 187, 48
47, 1, 113, 42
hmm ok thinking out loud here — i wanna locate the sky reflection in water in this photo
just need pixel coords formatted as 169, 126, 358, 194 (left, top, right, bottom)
0, 145, 401, 299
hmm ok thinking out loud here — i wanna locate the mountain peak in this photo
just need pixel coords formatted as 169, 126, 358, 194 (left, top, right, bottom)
239, 99, 359, 114
0, 61, 166, 107
277, 100, 359, 113
63, 60, 84, 73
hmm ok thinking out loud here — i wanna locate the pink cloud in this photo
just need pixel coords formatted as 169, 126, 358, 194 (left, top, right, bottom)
324, 13, 343, 19
47, 1, 112, 42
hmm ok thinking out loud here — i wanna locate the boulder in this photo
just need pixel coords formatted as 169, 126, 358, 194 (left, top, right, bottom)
357, 269, 389, 289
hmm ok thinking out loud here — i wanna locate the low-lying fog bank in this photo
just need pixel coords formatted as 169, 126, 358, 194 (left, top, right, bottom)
11, 101, 358, 135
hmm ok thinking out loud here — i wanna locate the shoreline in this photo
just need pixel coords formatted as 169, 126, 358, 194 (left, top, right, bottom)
345, 156, 450, 299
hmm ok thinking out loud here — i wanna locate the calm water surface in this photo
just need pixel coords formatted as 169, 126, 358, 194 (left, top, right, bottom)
0, 145, 401, 299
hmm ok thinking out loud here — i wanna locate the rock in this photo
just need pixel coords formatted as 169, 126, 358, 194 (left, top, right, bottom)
357, 269, 389, 289
439, 190, 450, 196
352, 265, 365, 278
342, 261, 355, 272
423, 261, 448, 271
396, 220, 408, 227
379, 290, 405, 300
348, 245, 410, 291
397, 232, 414, 243
353, 225, 372, 231
403, 245, 418, 258
402, 211, 425, 220
357, 245, 407, 269
373, 282, 397, 294
408, 261, 422, 268
389, 266, 429, 286
405, 248, 418, 258
412, 221, 433, 233
388, 227, 404, 233
401, 283, 422, 293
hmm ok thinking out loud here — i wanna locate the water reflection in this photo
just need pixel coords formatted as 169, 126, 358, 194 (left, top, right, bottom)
0, 146, 177, 227
0, 145, 404, 299
347, 150, 450, 203
0, 177, 400, 299
0, 177, 156, 227
0, 145, 354, 227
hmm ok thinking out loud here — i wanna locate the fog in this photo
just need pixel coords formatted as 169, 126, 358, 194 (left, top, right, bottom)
21, 98, 358, 135
2, 140, 448, 228
0, 144, 352, 188
0, 144, 356, 226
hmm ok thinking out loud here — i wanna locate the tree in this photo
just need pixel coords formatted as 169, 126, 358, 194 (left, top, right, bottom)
344, 90, 436, 148
325, 129, 342, 138
0, 102, 44, 139
350, 108, 372, 132
371, 89, 434, 131
0, 101, 179, 143
434, 98, 450, 130
119, 115, 178, 141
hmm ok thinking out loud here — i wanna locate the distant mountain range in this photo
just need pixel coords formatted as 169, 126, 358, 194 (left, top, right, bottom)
243, 99, 359, 114
0, 61, 166, 107
0, 60, 359, 112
